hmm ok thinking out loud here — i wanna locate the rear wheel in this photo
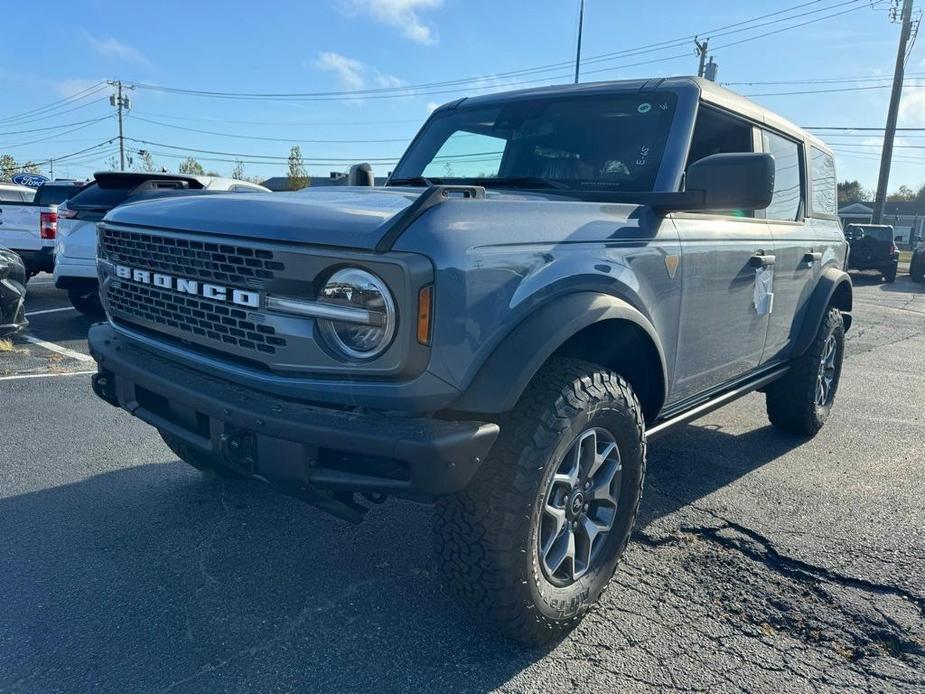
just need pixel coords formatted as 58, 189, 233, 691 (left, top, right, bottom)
159, 430, 246, 479
67, 288, 105, 317
766, 307, 844, 436
434, 358, 646, 645
883, 264, 897, 283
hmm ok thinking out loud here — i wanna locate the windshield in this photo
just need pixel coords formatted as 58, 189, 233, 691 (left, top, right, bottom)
390, 93, 677, 192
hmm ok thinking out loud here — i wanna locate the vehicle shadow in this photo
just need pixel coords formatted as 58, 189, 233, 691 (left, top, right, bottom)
849, 271, 924, 293
0, 416, 804, 693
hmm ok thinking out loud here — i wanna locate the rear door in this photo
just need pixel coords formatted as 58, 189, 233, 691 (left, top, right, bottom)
757, 128, 814, 362
668, 105, 773, 404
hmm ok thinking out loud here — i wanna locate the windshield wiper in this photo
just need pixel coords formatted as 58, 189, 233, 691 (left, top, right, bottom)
388, 176, 439, 187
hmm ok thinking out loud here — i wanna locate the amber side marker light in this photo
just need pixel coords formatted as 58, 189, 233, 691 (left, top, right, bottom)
417, 285, 434, 345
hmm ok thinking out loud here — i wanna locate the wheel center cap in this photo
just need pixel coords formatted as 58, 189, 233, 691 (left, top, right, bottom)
569, 491, 585, 517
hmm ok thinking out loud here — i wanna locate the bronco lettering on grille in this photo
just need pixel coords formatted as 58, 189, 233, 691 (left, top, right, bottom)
114, 264, 261, 308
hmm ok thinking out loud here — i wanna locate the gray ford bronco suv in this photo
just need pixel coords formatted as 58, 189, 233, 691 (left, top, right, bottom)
89, 77, 852, 644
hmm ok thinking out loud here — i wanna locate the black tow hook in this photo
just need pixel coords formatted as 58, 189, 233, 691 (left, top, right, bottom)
91, 370, 118, 407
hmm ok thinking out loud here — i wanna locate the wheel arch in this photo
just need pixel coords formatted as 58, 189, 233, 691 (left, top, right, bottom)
450, 292, 669, 422
793, 267, 853, 357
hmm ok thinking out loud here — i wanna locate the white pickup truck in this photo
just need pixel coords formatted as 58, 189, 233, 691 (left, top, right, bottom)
0, 180, 84, 278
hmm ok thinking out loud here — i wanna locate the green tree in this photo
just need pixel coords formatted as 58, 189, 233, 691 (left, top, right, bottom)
0, 154, 40, 182
178, 157, 205, 175
287, 146, 309, 190
837, 180, 870, 204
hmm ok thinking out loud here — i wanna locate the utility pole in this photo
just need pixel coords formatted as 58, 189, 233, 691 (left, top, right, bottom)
49, 159, 54, 179
574, 0, 585, 84
108, 80, 133, 171
873, 0, 916, 224
695, 37, 709, 78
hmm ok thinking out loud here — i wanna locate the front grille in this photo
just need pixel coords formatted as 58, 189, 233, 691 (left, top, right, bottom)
100, 227, 285, 287
107, 280, 287, 355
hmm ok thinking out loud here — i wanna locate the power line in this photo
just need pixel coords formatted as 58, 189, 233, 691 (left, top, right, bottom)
744, 82, 925, 96
0, 116, 113, 138
0, 119, 114, 150
128, 0, 875, 102
124, 138, 403, 163
127, 115, 413, 143
0, 97, 111, 127
0, 82, 106, 124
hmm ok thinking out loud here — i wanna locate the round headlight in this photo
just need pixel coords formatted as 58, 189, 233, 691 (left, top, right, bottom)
318, 268, 396, 360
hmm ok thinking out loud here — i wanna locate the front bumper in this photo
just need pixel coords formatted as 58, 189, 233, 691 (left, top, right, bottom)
88, 323, 499, 513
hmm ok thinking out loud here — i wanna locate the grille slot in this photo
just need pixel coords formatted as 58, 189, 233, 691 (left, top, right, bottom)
100, 227, 284, 286
106, 281, 287, 355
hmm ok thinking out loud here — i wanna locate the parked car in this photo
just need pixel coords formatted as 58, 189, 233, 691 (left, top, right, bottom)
0, 180, 84, 278
0, 182, 37, 202
55, 172, 270, 315
88, 77, 851, 644
910, 237, 925, 282
0, 245, 28, 337
844, 223, 899, 283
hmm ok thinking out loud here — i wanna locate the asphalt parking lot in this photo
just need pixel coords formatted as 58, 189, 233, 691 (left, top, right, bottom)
1, 272, 923, 693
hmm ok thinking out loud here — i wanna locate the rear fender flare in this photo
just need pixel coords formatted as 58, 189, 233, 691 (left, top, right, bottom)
793, 267, 853, 356
451, 292, 669, 416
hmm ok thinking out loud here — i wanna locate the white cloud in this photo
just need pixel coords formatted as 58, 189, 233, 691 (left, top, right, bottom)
426, 101, 440, 113
85, 33, 153, 69
312, 51, 404, 92
899, 88, 925, 127
343, 0, 443, 44
313, 51, 366, 89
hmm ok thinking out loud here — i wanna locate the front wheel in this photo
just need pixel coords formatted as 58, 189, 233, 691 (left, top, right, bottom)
766, 307, 845, 436
434, 358, 646, 645
911, 260, 924, 283
67, 288, 105, 317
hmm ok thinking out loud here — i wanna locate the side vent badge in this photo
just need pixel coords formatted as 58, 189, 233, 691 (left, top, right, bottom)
665, 254, 680, 279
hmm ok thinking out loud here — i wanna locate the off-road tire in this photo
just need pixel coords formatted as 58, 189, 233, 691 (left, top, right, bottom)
883, 264, 897, 283
434, 357, 646, 645
67, 288, 105, 317
766, 307, 844, 436
159, 430, 246, 479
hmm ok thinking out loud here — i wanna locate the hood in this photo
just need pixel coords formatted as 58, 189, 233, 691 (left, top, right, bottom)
103, 187, 425, 250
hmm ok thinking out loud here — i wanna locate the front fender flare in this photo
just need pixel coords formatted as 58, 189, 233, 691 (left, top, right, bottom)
450, 292, 669, 415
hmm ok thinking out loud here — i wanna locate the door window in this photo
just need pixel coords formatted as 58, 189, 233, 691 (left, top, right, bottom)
810, 148, 837, 217
685, 106, 756, 217
760, 130, 803, 221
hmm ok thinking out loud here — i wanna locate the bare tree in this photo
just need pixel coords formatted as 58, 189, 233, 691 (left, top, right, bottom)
178, 157, 205, 175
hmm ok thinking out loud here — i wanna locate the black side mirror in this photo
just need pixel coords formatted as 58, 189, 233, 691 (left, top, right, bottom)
686, 152, 775, 211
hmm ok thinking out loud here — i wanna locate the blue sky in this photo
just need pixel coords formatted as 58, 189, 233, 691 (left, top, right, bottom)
1, 0, 922, 192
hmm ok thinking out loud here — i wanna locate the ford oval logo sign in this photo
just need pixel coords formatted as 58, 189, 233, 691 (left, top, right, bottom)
11, 173, 48, 187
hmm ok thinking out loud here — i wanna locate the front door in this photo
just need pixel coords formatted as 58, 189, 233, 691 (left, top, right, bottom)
669, 216, 773, 403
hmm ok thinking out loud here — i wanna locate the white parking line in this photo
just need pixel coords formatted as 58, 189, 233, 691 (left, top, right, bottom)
25, 307, 77, 317
0, 370, 95, 382
21, 335, 94, 362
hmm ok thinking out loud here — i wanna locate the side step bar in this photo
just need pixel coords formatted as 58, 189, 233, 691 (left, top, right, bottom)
646, 365, 789, 441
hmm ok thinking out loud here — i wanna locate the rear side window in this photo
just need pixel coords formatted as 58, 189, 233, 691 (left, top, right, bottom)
810, 147, 837, 217
67, 182, 134, 210
760, 130, 802, 221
